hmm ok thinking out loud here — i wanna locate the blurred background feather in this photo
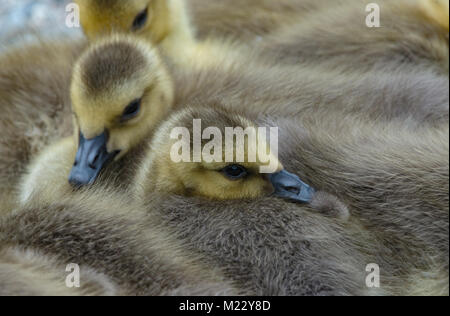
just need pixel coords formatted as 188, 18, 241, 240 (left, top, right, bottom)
0, 0, 81, 49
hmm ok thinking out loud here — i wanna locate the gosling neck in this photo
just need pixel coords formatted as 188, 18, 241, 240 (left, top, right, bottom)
159, 0, 199, 65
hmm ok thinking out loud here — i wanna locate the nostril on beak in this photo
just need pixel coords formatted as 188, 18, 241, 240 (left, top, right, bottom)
285, 186, 300, 195
270, 170, 315, 203
89, 153, 100, 170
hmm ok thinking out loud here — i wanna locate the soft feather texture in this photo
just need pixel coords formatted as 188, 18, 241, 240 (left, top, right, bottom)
0, 0, 448, 296
132, 107, 448, 295
257, 0, 449, 73
18, 40, 449, 208
4, 65, 449, 296
189, 0, 448, 42
269, 113, 449, 294
76, 0, 449, 72
147, 195, 447, 295
168, 57, 449, 125
271, 113, 449, 255
0, 246, 120, 296
143, 194, 383, 296
0, 39, 85, 209
5, 0, 450, 209
0, 189, 239, 296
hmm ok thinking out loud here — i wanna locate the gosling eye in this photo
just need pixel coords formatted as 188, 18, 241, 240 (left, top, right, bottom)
132, 7, 149, 31
222, 164, 248, 180
121, 98, 141, 122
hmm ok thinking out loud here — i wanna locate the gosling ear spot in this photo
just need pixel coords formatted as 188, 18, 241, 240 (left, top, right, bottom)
132, 7, 149, 31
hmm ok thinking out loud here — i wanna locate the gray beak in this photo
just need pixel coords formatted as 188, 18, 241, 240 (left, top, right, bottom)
68, 132, 119, 187
270, 170, 315, 203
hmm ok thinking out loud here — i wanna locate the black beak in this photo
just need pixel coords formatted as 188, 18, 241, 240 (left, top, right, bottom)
270, 170, 315, 203
68, 132, 119, 187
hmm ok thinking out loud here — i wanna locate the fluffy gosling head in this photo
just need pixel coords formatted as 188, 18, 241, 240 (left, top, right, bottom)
69, 34, 174, 186
136, 107, 315, 202
75, 0, 174, 43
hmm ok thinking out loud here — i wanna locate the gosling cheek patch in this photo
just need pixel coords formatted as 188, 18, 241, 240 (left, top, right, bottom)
68, 132, 119, 187
270, 170, 315, 203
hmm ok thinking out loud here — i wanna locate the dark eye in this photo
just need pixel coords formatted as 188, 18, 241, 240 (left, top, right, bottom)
122, 98, 141, 121
132, 7, 149, 31
222, 164, 248, 180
